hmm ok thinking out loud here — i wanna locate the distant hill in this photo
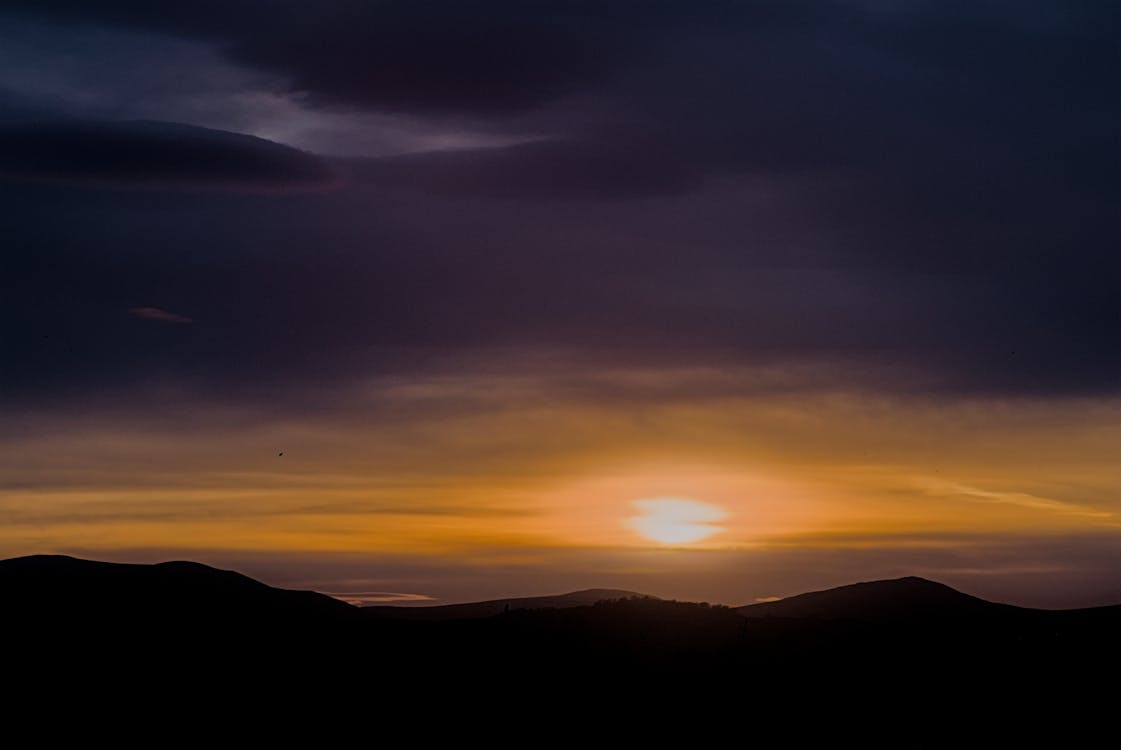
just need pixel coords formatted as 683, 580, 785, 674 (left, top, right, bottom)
2, 555, 1115, 740
736, 576, 1022, 621
363, 587, 651, 620
0, 554, 355, 629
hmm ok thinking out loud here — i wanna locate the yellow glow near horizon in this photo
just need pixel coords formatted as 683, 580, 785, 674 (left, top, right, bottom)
626, 498, 728, 544
1, 375, 1118, 596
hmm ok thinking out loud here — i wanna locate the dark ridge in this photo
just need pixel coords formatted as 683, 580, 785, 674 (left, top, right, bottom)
736, 575, 1022, 621
3, 553, 1118, 736
0, 554, 355, 627
363, 587, 653, 620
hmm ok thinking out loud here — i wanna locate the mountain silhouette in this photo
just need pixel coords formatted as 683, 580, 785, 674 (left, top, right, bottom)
736, 575, 1021, 621
0, 554, 355, 627
363, 587, 651, 620
3, 554, 1115, 742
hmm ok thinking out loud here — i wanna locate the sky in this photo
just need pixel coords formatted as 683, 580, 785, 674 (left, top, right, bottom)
1, 1, 1118, 608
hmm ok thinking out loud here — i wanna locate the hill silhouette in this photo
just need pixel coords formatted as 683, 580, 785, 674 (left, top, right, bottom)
363, 587, 650, 620
0, 554, 355, 628
736, 575, 1021, 621
3, 554, 1115, 742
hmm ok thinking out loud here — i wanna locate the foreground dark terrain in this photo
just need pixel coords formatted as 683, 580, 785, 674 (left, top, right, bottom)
4, 555, 1116, 741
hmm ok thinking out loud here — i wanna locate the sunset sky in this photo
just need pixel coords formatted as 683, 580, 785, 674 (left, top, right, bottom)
1, 2, 1118, 608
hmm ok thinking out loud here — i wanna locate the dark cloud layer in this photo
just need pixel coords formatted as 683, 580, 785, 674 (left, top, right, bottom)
7, 2, 1117, 122
2, 1, 738, 114
0, 120, 332, 188
0, 1, 1117, 404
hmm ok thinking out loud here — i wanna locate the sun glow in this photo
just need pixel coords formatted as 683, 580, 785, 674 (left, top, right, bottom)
626, 498, 728, 545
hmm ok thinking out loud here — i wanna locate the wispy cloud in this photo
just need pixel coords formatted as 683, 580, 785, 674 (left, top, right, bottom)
129, 306, 193, 324
919, 479, 1114, 520
325, 591, 436, 606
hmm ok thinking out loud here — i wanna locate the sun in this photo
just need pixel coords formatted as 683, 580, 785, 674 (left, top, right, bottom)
626, 498, 728, 545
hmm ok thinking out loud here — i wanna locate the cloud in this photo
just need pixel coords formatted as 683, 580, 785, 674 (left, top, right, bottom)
343, 138, 701, 199
921, 480, 1115, 521
129, 307, 193, 324
0, 2, 1116, 402
0, 119, 333, 189
1, 0, 701, 115
326, 591, 435, 606
0, 164, 1117, 402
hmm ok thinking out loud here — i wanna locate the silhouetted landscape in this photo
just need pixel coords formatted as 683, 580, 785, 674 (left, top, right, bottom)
362, 587, 648, 620
4, 2, 1117, 744
5, 554, 1115, 741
